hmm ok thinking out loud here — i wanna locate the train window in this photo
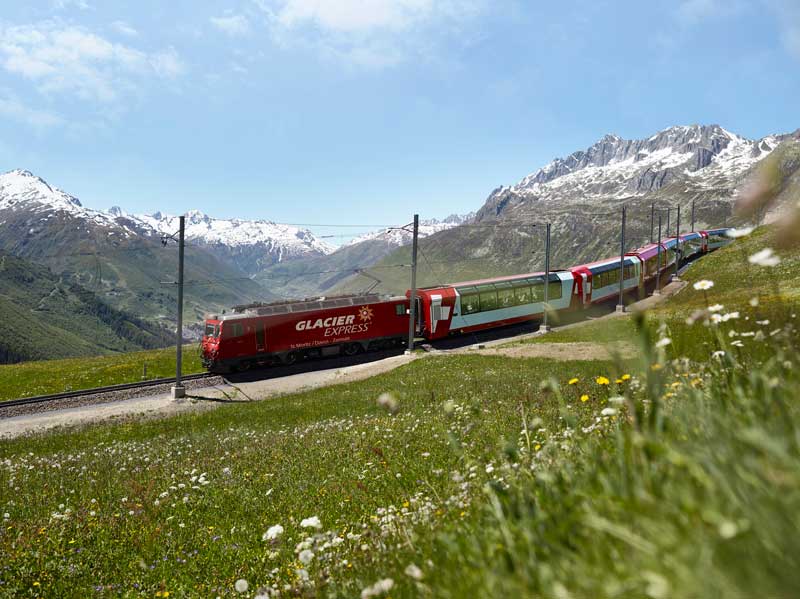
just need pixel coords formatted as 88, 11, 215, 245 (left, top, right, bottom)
226, 323, 244, 338
514, 286, 531, 305
462, 293, 480, 315
479, 289, 498, 312
204, 324, 219, 338
548, 280, 563, 300
497, 287, 515, 307
395, 304, 405, 316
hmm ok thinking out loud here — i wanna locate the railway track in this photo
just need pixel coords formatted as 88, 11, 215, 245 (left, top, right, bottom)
0, 372, 216, 410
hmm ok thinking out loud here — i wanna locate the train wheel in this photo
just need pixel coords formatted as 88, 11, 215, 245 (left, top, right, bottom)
283, 351, 299, 366
236, 360, 252, 372
343, 343, 361, 356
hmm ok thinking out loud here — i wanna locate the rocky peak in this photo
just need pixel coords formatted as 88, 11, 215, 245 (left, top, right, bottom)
0, 169, 83, 211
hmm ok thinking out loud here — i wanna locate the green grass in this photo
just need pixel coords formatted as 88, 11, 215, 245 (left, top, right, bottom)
0, 344, 203, 400
0, 225, 798, 597
0, 355, 615, 597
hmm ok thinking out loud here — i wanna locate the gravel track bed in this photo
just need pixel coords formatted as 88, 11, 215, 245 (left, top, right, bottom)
0, 376, 226, 420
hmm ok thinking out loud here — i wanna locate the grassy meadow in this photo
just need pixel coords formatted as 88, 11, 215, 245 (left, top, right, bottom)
0, 345, 203, 401
0, 225, 798, 597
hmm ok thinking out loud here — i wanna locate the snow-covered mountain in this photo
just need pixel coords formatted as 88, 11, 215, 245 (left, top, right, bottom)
0, 169, 272, 320
0, 169, 130, 233
344, 213, 475, 248
0, 169, 335, 277
479, 124, 785, 219
343, 124, 797, 298
111, 208, 335, 273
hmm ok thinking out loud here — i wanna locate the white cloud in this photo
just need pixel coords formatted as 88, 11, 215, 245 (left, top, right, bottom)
676, 0, 746, 25
210, 15, 251, 36
0, 22, 185, 103
111, 20, 138, 37
0, 92, 62, 128
150, 47, 185, 78
271, 0, 435, 33
254, 0, 485, 68
53, 0, 90, 10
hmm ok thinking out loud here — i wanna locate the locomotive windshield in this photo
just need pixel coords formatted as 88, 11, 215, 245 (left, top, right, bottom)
205, 323, 219, 338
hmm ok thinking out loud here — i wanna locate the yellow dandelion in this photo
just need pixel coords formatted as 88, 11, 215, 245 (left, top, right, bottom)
621, 374, 631, 381
568, 377, 579, 385
690, 378, 703, 387
596, 376, 610, 385
651, 363, 662, 371
580, 394, 589, 402
615, 378, 623, 384
671, 381, 681, 388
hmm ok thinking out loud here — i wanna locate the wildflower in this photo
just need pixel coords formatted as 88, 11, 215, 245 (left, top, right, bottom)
726, 226, 754, 238
361, 578, 395, 599
748, 248, 780, 267
621, 374, 631, 381
749, 297, 760, 307
712, 350, 725, 359
300, 516, 322, 529
708, 304, 724, 313
721, 311, 740, 322
710, 313, 723, 324
263, 524, 284, 541
731, 340, 744, 348
655, 337, 671, 348
580, 394, 589, 402
718, 521, 738, 539
596, 376, 610, 385
568, 377, 579, 385
609, 395, 625, 404
651, 363, 662, 371
298, 549, 314, 565
235, 579, 249, 593
405, 563, 424, 580
693, 280, 714, 291
601, 407, 617, 416
376, 392, 399, 414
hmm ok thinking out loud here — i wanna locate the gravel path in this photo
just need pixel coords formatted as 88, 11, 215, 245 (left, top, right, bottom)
0, 355, 416, 439
0, 278, 687, 440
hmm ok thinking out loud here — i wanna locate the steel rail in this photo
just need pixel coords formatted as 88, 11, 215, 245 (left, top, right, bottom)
0, 372, 216, 410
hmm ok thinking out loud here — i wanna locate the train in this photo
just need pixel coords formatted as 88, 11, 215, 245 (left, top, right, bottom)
201, 229, 731, 372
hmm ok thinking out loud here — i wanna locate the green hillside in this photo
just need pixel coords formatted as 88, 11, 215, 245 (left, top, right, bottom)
0, 251, 173, 363
254, 238, 405, 299
1, 223, 798, 596
0, 213, 272, 329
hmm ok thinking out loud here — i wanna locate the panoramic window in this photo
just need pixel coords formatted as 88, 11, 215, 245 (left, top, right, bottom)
461, 293, 480, 315
478, 287, 498, 311
497, 287, 515, 307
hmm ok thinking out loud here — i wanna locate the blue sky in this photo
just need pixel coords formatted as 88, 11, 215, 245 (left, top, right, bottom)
1, 0, 798, 238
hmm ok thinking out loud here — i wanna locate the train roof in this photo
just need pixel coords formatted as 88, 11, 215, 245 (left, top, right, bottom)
418, 269, 569, 291
206, 293, 406, 321
571, 254, 638, 271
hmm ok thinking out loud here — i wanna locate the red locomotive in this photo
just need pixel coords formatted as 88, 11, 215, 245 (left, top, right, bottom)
201, 228, 733, 372
202, 294, 408, 372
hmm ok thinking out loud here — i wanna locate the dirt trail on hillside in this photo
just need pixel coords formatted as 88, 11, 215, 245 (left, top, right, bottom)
477, 341, 637, 361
